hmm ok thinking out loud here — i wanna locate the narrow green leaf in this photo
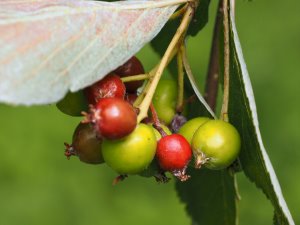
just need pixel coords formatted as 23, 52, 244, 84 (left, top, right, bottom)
176, 168, 237, 225
228, 1, 294, 224
182, 45, 217, 118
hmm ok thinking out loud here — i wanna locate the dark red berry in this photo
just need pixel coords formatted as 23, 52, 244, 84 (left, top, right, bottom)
64, 123, 104, 164
125, 93, 138, 106
84, 73, 125, 105
156, 134, 192, 181
114, 56, 145, 93
85, 97, 137, 140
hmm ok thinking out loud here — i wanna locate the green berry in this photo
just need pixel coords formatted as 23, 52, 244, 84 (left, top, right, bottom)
102, 124, 157, 174
191, 120, 241, 170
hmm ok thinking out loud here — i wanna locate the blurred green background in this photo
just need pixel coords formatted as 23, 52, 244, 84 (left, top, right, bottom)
0, 1, 299, 224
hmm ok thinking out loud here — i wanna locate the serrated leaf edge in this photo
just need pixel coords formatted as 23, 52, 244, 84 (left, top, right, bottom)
229, 0, 294, 224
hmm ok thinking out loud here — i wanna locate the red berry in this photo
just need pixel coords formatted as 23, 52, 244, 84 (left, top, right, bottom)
114, 56, 145, 93
84, 73, 125, 105
64, 123, 104, 164
85, 98, 137, 140
156, 134, 192, 181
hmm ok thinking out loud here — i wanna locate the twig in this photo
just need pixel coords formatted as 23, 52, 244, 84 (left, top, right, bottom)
121, 73, 151, 83
220, 0, 230, 122
170, 4, 188, 20
150, 103, 167, 137
204, 0, 223, 112
176, 44, 185, 113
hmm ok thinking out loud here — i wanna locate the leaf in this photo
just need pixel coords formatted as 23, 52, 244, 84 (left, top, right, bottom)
151, 0, 211, 54
0, 0, 186, 105
187, 0, 210, 36
176, 168, 237, 225
181, 44, 216, 119
228, 0, 295, 224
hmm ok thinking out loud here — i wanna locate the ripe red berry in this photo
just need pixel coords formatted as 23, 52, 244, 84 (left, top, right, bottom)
114, 56, 145, 93
84, 73, 125, 105
156, 134, 192, 181
64, 123, 104, 164
85, 97, 137, 140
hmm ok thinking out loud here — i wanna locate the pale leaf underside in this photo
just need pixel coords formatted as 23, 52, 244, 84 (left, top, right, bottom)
0, 0, 185, 105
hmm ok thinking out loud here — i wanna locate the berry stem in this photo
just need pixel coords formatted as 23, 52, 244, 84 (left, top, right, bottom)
137, 4, 194, 123
112, 174, 128, 185
154, 172, 171, 183
150, 103, 167, 137
176, 44, 185, 113
220, 0, 230, 122
133, 72, 154, 107
121, 73, 151, 83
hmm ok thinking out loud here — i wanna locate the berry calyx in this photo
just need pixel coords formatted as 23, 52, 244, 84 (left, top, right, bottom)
191, 120, 241, 170
114, 56, 145, 93
84, 97, 137, 140
64, 123, 104, 164
84, 73, 125, 105
156, 134, 192, 181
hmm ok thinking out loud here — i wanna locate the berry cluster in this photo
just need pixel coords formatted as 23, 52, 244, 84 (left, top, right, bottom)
57, 56, 241, 184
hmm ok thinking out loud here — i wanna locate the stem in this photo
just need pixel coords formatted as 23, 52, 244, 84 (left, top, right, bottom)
137, 5, 194, 123
150, 103, 167, 137
204, 0, 223, 112
176, 44, 185, 113
121, 74, 151, 83
133, 66, 158, 107
220, 0, 230, 122
170, 4, 187, 20
112, 174, 128, 185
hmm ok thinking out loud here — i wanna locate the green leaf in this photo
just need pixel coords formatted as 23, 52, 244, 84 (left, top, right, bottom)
228, 1, 294, 224
187, 0, 211, 36
176, 168, 237, 225
151, 0, 211, 56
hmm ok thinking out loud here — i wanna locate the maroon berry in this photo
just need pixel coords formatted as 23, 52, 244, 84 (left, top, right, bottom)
85, 97, 137, 140
114, 56, 145, 93
64, 123, 104, 164
84, 73, 125, 105
125, 93, 138, 106
156, 134, 192, 181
